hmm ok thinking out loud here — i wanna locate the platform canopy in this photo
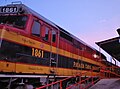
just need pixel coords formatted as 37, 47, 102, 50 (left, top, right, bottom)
96, 37, 120, 62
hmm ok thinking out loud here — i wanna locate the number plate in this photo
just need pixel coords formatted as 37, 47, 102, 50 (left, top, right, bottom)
0, 7, 18, 14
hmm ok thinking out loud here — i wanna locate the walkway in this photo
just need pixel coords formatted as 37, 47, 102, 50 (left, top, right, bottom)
90, 78, 120, 89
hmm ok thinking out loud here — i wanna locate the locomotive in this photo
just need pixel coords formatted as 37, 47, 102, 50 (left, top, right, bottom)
0, 2, 119, 89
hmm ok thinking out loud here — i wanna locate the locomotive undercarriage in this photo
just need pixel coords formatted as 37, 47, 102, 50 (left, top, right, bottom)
0, 74, 61, 89
0, 73, 100, 89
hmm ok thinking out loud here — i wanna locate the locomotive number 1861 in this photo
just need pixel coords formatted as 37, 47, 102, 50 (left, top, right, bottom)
1, 7, 18, 13
32, 48, 44, 58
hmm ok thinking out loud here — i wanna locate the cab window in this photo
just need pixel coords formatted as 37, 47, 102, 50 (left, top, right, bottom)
0, 15, 28, 29
52, 30, 56, 42
44, 27, 49, 41
32, 20, 41, 37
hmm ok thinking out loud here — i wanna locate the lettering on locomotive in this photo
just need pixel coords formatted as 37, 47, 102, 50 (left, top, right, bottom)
22, 38, 35, 45
32, 48, 44, 58
28, 67, 43, 71
73, 61, 100, 72
92, 66, 100, 71
85, 64, 92, 70
73, 62, 85, 69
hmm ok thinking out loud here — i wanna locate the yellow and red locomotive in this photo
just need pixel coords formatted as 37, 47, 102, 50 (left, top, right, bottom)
0, 2, 119, 89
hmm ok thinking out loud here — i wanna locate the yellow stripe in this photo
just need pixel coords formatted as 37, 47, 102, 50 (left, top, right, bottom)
0, 29, 104, 67
0, 61, 99, 76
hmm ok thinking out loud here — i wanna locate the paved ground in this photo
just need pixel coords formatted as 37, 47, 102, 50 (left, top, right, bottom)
89, 78, 120, 89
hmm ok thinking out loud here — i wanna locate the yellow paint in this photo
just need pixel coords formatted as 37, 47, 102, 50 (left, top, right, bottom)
16, 63, 50, 74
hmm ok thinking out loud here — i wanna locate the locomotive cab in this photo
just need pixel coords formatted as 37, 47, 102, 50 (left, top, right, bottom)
0, 4, 33, 73
0, 4, 30, 30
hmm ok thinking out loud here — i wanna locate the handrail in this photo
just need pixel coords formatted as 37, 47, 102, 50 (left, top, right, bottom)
36, 66, 120, 89
36, 69, 94, 89
36, 75, 75, 89
66, 76, 101, 89
66, 76, 92, 89
84, 77, 100, 89
100, 66, 120, 78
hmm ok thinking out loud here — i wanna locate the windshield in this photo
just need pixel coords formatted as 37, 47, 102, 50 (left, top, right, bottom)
0, 15, 28, 29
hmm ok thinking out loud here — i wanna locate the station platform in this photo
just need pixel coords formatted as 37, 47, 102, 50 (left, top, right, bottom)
90, 78, 120, 89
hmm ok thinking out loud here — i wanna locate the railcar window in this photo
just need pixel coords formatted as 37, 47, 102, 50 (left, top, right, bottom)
44, 27, 49, 41
0, 15, 27, 29
32, 20, 41, 37
52, 30, 56, 42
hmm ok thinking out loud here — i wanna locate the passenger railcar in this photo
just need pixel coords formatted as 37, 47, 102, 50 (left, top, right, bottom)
0, 3, 119, 89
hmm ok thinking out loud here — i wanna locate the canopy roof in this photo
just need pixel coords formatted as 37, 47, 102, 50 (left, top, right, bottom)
96, 37, 120, 62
